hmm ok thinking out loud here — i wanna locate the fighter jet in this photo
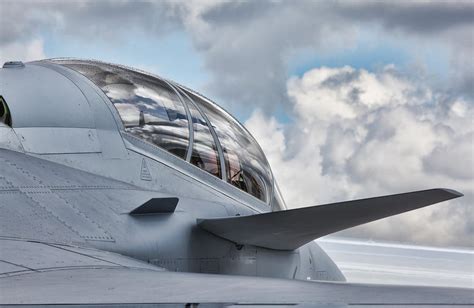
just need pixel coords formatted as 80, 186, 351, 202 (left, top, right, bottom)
0, 59, 471, 306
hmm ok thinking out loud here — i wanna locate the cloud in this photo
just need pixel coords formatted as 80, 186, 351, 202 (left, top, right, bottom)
2, 1, 473, 105
424, 132, 474, 180
0, 1, 355, 111
336, 1, 474, 34
0, 0, 181, 44
175, 1, 356, 112
174, 0, 474, 109
1, 0, 472, 247
245, 65, 474, 247
0, 39, 46, 65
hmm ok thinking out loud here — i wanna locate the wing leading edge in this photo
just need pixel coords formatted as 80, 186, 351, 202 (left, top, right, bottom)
198, 188, 462, 250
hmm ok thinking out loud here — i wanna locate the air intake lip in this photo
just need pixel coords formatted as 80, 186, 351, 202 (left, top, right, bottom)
0, 96, 12, 127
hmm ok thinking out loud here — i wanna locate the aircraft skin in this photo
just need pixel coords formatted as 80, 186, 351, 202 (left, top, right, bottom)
0, 59, 471, 307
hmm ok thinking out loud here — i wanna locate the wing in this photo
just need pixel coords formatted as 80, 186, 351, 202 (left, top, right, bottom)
198, 189, 462, 250
1, 238, 472, 306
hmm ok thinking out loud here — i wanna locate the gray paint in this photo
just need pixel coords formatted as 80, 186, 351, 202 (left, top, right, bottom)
0, 64, 95, 128
198, 189, 462, 250
32, 61, 129, 159
15, 127, 101, 154
0, 60, 470, 306
1, 239, 471, 305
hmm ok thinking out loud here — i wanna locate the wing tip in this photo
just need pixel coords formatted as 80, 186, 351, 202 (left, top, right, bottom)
437, 188, 464, 199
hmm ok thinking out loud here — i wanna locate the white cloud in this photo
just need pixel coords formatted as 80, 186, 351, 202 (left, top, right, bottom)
172, 0, 474, 110
1, 0, 472, 247
424, 132, 474, 180
246, 65, 474, 247
0, 39, 46, 65
2, 1, 473, 108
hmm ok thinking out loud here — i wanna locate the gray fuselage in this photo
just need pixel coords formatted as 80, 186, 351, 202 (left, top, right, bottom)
0, 60, 344, 282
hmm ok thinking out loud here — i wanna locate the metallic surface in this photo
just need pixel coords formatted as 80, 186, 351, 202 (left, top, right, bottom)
198, 189, 462, 250
1, 239, 472, 305
0, 59, 471, 306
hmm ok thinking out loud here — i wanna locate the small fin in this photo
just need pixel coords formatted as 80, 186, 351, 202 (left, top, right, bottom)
130, 197, 178, 215
198, 188, 462, 250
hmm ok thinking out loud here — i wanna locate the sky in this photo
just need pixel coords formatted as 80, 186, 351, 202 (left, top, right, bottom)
0, 0, 473, 248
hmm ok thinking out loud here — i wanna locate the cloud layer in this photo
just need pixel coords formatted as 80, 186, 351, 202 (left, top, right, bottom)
246, 65, 473, 247
1, 0, 472, 247
2, 1, 473, 107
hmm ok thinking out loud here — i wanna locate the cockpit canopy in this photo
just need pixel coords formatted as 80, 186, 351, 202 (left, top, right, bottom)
54, 60, 275, 204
